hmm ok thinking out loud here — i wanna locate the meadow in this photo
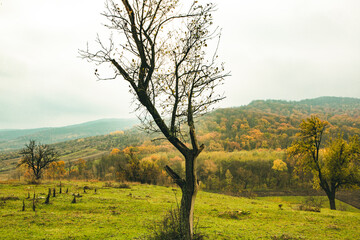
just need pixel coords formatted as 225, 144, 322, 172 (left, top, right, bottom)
0, 181, 359, 239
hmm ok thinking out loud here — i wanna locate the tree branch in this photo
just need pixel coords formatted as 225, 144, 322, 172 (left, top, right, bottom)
165, 165, 185, 188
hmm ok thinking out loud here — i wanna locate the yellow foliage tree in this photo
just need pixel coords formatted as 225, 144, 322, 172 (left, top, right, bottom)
110, 148, 121, 155
272, 159, 288, 172
288, 116, 360, 210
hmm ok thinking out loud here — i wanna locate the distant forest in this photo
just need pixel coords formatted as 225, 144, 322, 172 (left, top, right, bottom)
2, 96, 360, 199
2, 96, 360, 161
196, 96, 360, 151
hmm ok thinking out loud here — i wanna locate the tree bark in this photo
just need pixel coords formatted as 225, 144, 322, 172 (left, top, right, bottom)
180, 183, 198, 239
179, 154, 199, 239
166, 153, 199, 240
326, 191, 336, 210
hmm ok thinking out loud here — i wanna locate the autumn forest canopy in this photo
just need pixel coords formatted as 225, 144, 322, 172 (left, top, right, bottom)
2, 97, 360, 197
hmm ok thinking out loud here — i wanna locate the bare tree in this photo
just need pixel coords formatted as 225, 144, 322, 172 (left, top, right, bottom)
80, 0, 228, 238
18, 140, 59, 180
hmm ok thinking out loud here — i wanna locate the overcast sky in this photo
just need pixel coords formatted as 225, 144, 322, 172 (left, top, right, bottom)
1, 0, 359, 129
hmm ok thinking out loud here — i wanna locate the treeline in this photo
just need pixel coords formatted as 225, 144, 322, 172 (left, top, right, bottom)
21, 145, 313, 194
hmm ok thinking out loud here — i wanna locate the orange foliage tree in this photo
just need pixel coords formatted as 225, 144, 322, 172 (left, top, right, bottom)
45, 161, 67, 180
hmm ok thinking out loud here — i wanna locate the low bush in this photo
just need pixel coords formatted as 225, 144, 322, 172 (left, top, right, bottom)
143, 208, 206, 240
271, 233, 304, 240
218, 210, 250, 219
297, 196, 324, 212
0, 196, 19, 201
115, 183, 131, 189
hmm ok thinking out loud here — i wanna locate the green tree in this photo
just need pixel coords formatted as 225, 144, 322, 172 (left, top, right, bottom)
80, 0, 227, 238
288, 116, 360, 210
18, 140, 59, 180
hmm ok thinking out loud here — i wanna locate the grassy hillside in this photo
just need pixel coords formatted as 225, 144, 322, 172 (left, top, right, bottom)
0, 181, 359, 239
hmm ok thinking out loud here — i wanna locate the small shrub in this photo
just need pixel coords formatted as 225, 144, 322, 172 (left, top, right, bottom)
271, 233, 303, 240
111, 210, 120, 215
298, 205, 320, 212
238, 190, 258, 199
26, 178, 41, 185
115, 183, 131, 189
143, 208, 207, 240
0, 196, 19, 201
103, 182, 113, 188
103, 182, 131, 189
218, 210, 250, 219
327, 224, 341, 230
297, 196, 324, 212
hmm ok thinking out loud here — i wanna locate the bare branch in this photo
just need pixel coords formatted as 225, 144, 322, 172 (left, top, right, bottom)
165, 165, 185, 188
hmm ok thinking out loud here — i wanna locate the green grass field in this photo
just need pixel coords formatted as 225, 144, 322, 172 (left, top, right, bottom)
0, 181, 359, 239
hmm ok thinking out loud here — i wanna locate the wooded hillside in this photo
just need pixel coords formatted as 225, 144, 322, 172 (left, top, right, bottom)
1, 97, 359, 184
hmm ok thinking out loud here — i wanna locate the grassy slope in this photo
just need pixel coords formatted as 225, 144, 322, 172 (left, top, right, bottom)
0, 182, 359, 240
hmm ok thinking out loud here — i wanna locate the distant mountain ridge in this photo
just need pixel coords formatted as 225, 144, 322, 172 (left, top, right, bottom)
0, 118, 138, 151
240, 96, 360, 118
250, 96, 360, 105
247, 97, 360, 108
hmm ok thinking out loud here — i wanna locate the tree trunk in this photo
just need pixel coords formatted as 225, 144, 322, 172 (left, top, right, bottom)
165, 153, 198, 240
180, 153, 199, 240
35, 172, 41, 180
180, 182, 198, 239
326, 191, 336, 210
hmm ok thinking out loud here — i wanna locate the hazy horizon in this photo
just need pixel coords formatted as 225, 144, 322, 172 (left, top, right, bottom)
1, 0, 359, 129
1, 95, 357, 130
